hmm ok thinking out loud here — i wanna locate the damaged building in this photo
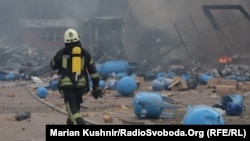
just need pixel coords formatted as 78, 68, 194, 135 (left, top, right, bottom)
1, 0, 250, 77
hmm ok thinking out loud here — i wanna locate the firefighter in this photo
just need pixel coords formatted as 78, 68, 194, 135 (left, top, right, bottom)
50, 28, 103, 125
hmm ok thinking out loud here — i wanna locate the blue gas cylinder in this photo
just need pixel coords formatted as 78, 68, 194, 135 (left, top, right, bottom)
152, 79, 164, 91
49, 80, 59, 90
224, 94, 244, 116
5, 73, 15, 81
156, 72, 168, 78
166, 72, 176, 78
199, 74, 213, 85
116, 72, 128, 79
37, 86, 48, 99
117, 76, 137, 96
226, 102, 243, 116
133, 92, 165, 119
99, 60, 130, 77
99, 80, 106, 89
95, 63, 102, 72
228, 94, 244, 105
182, 105, 225, 125
106, 78, 117, 90
236, 75, 249, 82
163, 78, 173, 90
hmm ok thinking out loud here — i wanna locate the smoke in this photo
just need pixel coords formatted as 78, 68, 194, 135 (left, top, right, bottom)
1, 0, 248, 41
128, 0, 249, 33
0, 0, 98, 41
127, 0, 250, 65
1, 0, 250, 66
0, 0, 98, 19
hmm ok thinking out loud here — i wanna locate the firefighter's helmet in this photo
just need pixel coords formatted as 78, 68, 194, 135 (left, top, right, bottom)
64, 28, 80, 43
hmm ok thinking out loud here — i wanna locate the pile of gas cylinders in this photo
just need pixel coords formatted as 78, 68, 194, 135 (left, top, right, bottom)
33, 60, 246, 124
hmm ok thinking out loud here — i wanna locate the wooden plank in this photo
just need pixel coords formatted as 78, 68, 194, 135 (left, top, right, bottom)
168, 80, 181, 88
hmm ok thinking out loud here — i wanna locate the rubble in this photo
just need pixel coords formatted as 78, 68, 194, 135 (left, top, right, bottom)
0, 36, 54, 79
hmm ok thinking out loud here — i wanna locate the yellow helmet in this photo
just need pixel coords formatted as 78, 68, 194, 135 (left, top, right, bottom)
64, 28, 80, 43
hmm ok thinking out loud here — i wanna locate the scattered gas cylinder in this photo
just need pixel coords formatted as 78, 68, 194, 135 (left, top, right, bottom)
163, 78, 173, 91
95, 63, 102, 72
99, 80, 106, 89
49, 79, 59, 90
98, 60, 135, 78
226, 102, 243, 116
225, 75, 249, 82
133, 92, 176, 119
116, 72, 128, 79
5, 73, 16, 81
37, 86, 48, 99
199, 74, 213, 85
182, 105, 225, 125
106, 78, 117, 90
223, 94, 244, 116
152, 79, 164, 91
116, 76, 137, 96
185, 76, 198, 89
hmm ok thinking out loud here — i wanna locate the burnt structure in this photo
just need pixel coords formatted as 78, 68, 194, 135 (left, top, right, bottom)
202, 5, 250, 29
202, 5, 250, 56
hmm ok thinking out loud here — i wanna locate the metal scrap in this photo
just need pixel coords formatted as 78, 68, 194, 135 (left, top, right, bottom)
0, 36, 54, 78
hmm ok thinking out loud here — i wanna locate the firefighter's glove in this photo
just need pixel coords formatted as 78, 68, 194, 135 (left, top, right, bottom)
91, 87, 104, 99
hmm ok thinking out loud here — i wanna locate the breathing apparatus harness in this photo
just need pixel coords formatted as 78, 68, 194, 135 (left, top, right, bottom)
59, 46, 88, 88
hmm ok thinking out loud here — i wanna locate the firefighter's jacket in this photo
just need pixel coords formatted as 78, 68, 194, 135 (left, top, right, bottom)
50, 45, 99, 90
